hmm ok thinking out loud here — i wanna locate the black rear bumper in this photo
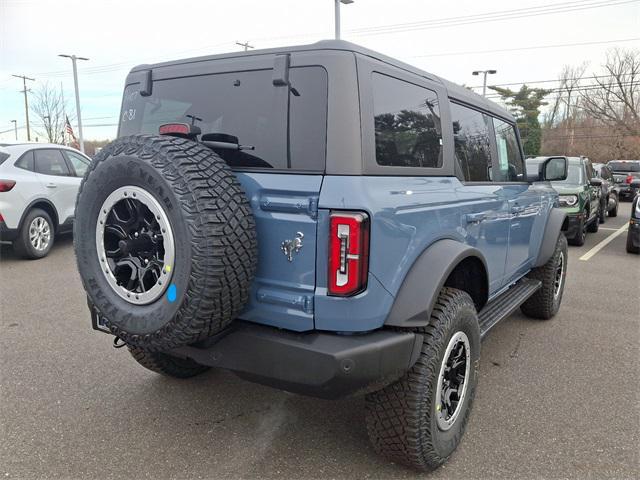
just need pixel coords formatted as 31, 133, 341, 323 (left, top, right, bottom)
0, 221, 18, 242
170, 322, 423, 399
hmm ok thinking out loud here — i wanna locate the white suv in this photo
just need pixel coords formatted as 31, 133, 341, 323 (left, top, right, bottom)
0, 143, 91, 259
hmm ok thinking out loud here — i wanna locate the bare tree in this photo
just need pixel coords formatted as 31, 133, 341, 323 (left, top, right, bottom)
545, 62, 588, 128
30, 82, 71, 144
581, 48, 640, 137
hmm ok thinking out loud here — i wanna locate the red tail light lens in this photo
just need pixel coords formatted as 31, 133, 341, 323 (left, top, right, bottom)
159, 123, 190, 135
0, 180, 16, 192
328, 211, 370, 296
626, 175, 634, 184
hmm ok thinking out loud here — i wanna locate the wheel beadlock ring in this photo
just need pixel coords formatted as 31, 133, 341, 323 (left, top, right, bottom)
96, 186, 175, 305
435, 331, 471, 431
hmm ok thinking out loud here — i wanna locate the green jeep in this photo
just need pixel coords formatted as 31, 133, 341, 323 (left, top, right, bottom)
547, 156, 602, 245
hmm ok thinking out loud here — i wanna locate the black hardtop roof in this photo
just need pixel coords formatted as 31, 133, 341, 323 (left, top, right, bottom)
130, 39, 514, 121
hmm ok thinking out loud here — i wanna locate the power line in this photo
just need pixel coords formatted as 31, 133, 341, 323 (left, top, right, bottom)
350, 0, 639, 37
411, 38, 640, 59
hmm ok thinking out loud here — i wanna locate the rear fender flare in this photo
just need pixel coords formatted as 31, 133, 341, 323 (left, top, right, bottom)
384, 239, 488, 328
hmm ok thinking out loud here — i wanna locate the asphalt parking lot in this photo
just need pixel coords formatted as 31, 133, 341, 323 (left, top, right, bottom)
1, 203, 638, 480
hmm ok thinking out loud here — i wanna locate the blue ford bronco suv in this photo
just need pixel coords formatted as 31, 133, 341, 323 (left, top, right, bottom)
74, 41, 569, 471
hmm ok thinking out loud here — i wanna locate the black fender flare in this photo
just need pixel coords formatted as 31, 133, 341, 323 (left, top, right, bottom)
384, 239, 488, 328
534, 207, 567, 267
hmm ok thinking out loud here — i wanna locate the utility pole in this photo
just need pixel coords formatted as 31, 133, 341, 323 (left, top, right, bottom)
472, 69, 497, 97
10, 120, 17, 140
58, 54, 89, 152
235, 41, 254, 52
12, 74, 35, 141
60, 82, 67, 145
334, 0, 354, 40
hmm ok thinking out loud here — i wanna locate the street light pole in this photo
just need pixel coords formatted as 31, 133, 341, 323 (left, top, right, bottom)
59, 54, 89, 152
472, 69, 497, 97
334, 0, 354, 40
10, 120, 17, 140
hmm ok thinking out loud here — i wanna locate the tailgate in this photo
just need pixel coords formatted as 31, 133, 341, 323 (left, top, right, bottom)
235, 172, 322, 331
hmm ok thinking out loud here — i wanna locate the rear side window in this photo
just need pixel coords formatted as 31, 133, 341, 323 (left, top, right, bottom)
15, 151, 34, 171
492, 118, 524, 182
119, 66, 327, 171
0, 152, 9, 165
372, 73, 442, 168
34, 149, 71, 176
63, 150, 90, 177
451, 103, 492, 182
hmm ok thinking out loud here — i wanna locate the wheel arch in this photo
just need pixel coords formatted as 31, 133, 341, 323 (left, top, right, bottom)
18, 199, 60, 232
384, 239, 489, 328
534, 207, 567, 267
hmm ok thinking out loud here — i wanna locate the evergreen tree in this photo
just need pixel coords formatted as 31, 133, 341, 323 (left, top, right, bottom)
489, 85, 551, 156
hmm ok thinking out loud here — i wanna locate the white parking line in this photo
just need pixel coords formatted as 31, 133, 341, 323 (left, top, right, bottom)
599, 227, 622, 231
579, 223, 629, 261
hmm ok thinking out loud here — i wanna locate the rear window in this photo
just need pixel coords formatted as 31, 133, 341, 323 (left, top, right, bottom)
608, 161, 640, 172
119, 66, 327, 171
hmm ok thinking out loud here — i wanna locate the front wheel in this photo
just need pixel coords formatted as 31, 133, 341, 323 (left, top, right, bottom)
599, 199, 606, 223
587, 214, 599, 233
521, 234, 568, 319
365, 288, 480, 471
569, 218, 586, 246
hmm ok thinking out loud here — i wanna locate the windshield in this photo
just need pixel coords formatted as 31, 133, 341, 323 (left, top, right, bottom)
608, 161, 640, 172
552, 162, 583, 185
119, 67, 327, 171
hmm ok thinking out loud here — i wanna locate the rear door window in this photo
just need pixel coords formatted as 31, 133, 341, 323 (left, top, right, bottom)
119, 66, 327, 172
372, 73, 442, 168
34, 149, 71, 176
450, 103, 492, 182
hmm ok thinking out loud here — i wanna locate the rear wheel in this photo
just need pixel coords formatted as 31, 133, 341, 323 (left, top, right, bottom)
13, 208, 55, 259
609, 194, 618, 217
365, 288, 480, 471
599, 198, 606, 223
128, 346, 209, 378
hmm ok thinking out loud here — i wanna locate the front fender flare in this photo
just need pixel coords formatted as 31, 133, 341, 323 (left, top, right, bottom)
534, 207, 567, 267
384, 239, 488, 328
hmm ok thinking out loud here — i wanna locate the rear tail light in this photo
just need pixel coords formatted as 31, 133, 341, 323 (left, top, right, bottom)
626, 175, 634, 184
0, 180, 16, 192
328, 211, 369, 296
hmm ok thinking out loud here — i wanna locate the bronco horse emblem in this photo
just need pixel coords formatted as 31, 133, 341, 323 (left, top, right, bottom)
281, 232, 304, 262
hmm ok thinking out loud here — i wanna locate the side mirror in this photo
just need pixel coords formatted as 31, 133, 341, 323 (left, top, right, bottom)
526, 156, 567, 182
631, 179, 640, 188
590, 178, 603, 187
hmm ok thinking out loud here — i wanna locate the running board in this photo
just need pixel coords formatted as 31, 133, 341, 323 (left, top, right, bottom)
478, 278, 542, 338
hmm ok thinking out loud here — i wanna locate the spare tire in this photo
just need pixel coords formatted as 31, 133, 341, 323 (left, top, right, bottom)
74, 135, 257, 351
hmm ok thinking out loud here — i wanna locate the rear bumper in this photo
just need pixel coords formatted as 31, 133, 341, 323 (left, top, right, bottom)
0, 220, 18, 242
170, 322, 423, 399
615, 185, 639, 198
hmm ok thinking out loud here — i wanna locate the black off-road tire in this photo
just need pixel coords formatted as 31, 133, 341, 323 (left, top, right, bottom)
599, 199, 606, 223
520, 234, 568, 320
74, 135, 257, 351
627, 230, 640, 254
587, 213, 599, 233
128, 346, 209, 378
365, 288, 480, 471
569, 218, 586, 246
609, 194, 618, 217
13, 208, 55, 259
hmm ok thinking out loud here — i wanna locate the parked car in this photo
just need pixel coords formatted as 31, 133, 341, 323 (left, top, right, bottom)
608, 159, 640, 201
593, 162, 619, 220
626, 180, 640, 254
73, 40, 570, 472
540, 156, 601, 246
0, 143, 91, 258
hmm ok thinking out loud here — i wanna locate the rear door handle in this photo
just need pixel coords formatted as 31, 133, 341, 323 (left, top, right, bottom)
46, 183, 57, 188
465, 212, 487, 224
